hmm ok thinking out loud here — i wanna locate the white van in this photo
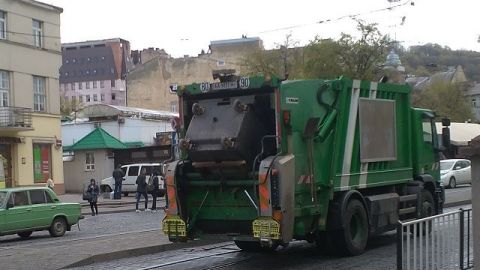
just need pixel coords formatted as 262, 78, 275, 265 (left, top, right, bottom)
100, 163, 165, 197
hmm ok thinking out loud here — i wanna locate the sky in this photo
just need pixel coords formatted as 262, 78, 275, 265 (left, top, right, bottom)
42, 0, 480, 57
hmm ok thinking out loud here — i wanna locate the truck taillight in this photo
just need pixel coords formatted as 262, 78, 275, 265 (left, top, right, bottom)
283, 110, 291, 126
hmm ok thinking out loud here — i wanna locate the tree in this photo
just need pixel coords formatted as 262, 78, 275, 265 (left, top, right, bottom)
413, 81, 473, 122
60, 95, 83, 117
303, 38, 343, 79
241, 34, 303, 79
335, 19, 391, 80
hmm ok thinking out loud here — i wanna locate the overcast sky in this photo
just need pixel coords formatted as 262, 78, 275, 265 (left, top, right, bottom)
42, 0, 479, 57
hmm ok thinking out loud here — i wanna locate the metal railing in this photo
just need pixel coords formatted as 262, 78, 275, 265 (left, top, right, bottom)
397, 208, 473, 270
0, 106, 32, 128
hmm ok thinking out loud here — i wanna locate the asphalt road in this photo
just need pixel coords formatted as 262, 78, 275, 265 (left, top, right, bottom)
0, 186, 471, 270
73, 203, 472, 270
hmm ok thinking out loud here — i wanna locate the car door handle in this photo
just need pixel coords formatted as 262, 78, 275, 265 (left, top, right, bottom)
51, 206, 56, 209
26, 208, 31, 212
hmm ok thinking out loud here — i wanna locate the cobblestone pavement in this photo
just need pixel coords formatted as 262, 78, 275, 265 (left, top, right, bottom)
71, 205, 471, 270
0, 210, 163, 247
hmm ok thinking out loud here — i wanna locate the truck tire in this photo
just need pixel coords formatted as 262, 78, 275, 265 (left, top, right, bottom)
335, 199, 369, 256
421, 190, 434, 218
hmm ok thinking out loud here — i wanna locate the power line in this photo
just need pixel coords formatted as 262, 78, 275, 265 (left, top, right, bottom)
258, 0, 413, 34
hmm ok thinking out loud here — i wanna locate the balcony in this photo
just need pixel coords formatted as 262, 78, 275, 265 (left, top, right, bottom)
0, 107, 33, 131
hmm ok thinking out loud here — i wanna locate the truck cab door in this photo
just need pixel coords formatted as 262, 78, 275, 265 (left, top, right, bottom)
412, 111, 439, 178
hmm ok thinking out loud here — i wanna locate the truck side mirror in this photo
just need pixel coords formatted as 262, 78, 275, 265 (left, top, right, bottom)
442, 127, 450, 148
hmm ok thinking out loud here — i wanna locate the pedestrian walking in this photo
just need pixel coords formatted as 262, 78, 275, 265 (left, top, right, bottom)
46, 178, 55, 191
135, 167, 149, 212
112, 164, 125, 199
150, 170, 160, 212
87, 178, 99, 216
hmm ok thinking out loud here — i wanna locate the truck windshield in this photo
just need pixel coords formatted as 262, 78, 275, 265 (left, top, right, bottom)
0, 191, 6, 208
440, 161, 455, 170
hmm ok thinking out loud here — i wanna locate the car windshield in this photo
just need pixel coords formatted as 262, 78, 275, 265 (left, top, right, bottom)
0, 191, 6, 208
440, 161, 456, 170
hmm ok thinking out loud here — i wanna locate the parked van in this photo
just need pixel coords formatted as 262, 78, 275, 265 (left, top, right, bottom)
100, 163, 165, 196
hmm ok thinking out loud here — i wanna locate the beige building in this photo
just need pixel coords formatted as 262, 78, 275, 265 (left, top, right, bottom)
127, 37, 263, 111
0, 0, 64, 193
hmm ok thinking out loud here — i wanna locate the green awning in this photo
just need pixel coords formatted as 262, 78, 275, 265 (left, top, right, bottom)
70, 128, 127, 150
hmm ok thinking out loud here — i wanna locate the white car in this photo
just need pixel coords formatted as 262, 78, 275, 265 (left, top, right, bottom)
440, 159, 471, 189
100, 163, 165, 196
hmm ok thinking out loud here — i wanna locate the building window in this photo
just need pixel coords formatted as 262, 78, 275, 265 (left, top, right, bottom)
100, 93, 105, 101
93, 81, 97, 88
86, 95, 91, 102
33, 76, 46, 112
33, 143, 51, 183
72, 96, 77, 102
79, 82, 83, 90
0, 70, 9, 107
111, 93, 116, 100
85, 152, 95, 171
0, 11, 6, 39
32, 19, 43, 47
100, 80, 105, 88
111, 80, 115, 87
93, 94, 97, 101
472, 98, 477, 108
86, 81, 90, 89
170, 101, 177, 113
79, 95, 83, 102
71, 83, 75, 90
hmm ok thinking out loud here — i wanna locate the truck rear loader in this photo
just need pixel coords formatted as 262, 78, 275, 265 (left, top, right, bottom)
162, 75, 448, 255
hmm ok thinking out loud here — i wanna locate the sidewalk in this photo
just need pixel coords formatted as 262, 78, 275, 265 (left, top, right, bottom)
58, 193, 165, 215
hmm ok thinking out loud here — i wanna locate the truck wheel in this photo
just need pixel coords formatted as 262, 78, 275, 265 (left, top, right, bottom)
421, 190, 434, 218
448, 177, 456, 189
336, 199, 369, 256
418, 190, 435, 235
49, 217, 67, 237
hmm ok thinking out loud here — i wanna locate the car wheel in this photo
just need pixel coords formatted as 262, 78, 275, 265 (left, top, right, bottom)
448, 177, 456, 189
17, 231, 33, 238
49, 217, 67, 237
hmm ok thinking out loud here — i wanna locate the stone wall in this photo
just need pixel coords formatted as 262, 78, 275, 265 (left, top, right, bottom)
127, 39, 262, 111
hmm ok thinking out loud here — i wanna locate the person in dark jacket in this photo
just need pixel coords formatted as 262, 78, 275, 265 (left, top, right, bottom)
150, 170, 160, 211
87, 179, 100, 216
135, 167, 149, 212
112, 164, 125, 199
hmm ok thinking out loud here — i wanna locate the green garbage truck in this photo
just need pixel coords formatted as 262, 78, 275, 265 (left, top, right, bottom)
162, 75, 448, 255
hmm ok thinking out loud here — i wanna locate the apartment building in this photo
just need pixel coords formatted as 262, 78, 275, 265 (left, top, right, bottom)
0, 0, 64, 193
59, 38, 130, 107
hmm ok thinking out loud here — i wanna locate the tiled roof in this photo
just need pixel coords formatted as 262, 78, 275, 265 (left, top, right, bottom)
70, 128, 127, 150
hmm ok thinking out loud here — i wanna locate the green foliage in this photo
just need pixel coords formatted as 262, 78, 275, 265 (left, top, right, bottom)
242, 20, 391, 81
60, 95, 83, 117
241, 34, 304, 80
402, 44, 480, 81
335, 20, 391, 80
413, 81, 473, 122
303, 38, 343, 79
